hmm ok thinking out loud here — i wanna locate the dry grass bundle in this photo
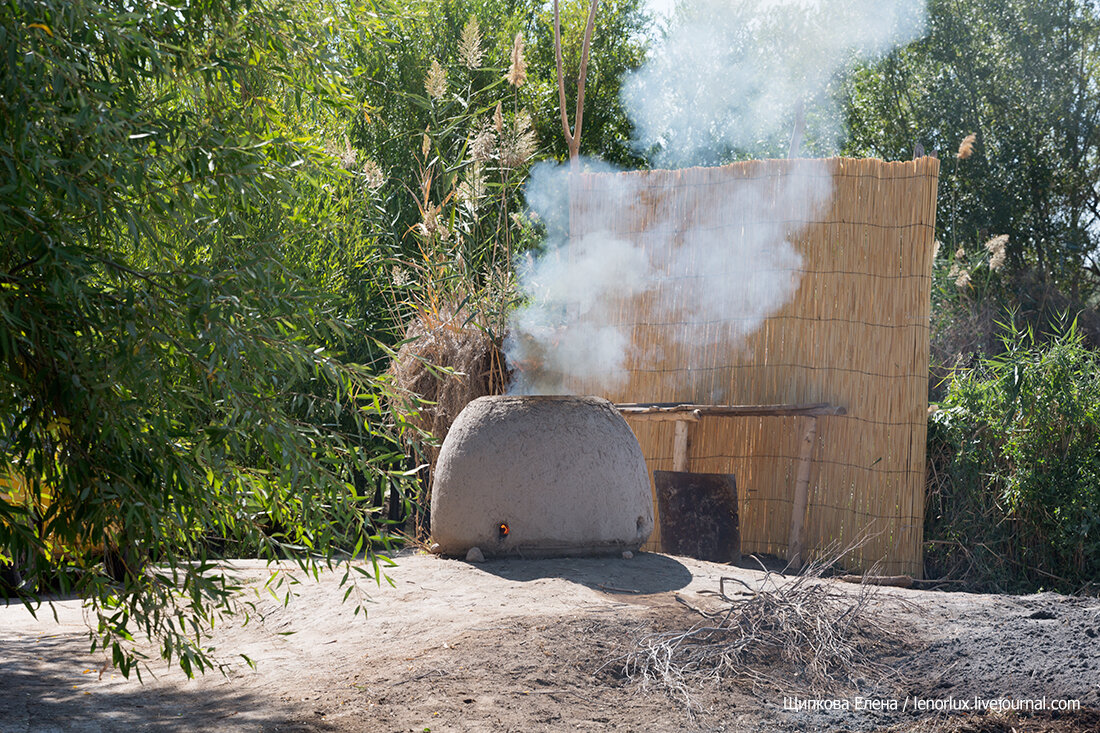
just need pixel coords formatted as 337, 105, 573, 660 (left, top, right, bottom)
618, 550, 901, 709
388, 305, 508, 473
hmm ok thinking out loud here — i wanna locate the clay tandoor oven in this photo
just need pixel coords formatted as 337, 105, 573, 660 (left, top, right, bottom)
430, 395, 654, 557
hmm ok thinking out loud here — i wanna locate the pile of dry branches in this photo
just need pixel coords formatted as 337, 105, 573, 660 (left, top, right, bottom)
619, 554, 901, 707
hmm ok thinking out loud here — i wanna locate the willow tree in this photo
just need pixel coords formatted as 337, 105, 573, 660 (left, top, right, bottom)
0, 0, 416, 676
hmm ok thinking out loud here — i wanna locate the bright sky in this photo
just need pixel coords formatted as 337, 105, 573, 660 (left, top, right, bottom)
645, 0, 678, 18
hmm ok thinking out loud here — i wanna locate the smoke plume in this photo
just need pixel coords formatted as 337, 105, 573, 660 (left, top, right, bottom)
506, 0, 927, 396
628, 0, 928, 165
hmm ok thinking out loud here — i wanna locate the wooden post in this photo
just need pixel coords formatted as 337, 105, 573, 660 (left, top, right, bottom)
672, 419, 691, 472
617, 403, 845, 419
787, 416, 818, 571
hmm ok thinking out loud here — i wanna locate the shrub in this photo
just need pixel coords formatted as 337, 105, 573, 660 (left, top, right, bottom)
926, 319, 1100, 592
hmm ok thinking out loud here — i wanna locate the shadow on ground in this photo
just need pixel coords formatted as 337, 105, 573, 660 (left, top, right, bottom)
0, 635, 330, 733
469, 551, 694, 595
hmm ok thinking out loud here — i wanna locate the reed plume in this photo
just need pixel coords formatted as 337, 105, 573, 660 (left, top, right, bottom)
326, 137, 357, 170
470, 124, 496, 162
459, 17, 483, 69
425, 59, 447, 99
956, 133, 976, 160
457, 162, 487, 204
500, 109, 537, 168
360, 159, 385, 190
983, 234, 1008, 272
507, 33, 527, 87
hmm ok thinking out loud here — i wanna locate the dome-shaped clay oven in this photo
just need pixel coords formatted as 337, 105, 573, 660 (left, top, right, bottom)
431, 395, 654, 557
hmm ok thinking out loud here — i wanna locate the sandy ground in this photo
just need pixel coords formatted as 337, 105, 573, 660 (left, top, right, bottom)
2, 550, 1099, 732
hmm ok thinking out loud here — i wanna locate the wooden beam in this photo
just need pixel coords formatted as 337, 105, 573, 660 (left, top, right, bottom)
622, 409, 702, 423
617, 403, 846, 418
837, 574, 914, 588
787, 417, 818, 571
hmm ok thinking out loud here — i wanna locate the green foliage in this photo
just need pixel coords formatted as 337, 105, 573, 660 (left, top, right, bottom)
347, 0, 650, 253
0, 0, 418, 676
927, 320, 1100, 592
0, 0, 653, 681
347, 0, 535, 261
927, 234, 1012, 393
17, 0, 1099, 686
348, 3, 536, 339
376, 8, 539, 496
341, 2, 649, 534
845, 0, 1100, 289
526, 0, 651, 166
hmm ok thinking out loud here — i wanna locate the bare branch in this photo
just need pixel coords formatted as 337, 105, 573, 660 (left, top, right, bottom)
553, 0, 601, 162
553, 1, 574, 152
572, 0, 600, 160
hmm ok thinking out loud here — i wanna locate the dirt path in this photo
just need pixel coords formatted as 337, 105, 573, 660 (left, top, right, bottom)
2, 551, 1098, 732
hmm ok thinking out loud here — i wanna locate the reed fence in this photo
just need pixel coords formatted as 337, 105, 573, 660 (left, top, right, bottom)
563, 157, 940, 576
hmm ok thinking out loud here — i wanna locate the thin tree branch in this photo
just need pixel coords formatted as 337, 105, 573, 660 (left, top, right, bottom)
6, 252, 47, 278
553, 1, 573, 153
572, 0, 600, 160
553, 0, 600, 163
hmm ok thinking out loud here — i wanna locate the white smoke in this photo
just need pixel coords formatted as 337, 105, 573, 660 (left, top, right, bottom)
628, 0, 929, 164
654, 160, 831, 343
506, 0, 927, 395
507, 160, 653, 394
